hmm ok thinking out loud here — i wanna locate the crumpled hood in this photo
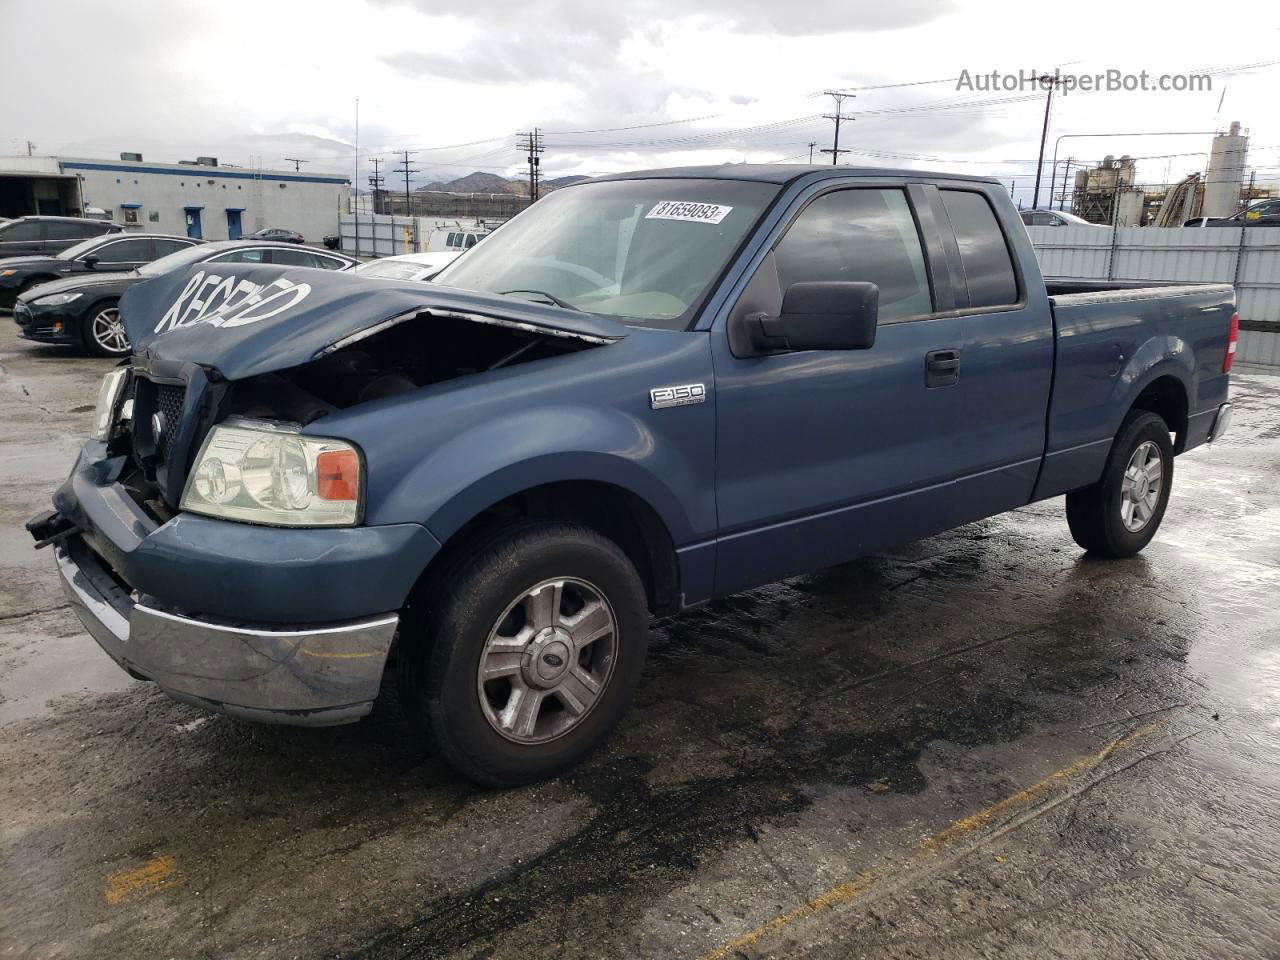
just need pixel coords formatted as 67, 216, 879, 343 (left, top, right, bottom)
121, 264, 628, 380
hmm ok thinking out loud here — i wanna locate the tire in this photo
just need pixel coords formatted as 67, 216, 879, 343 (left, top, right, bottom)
400, 523, 650, 787
1066, 410, 1174, 558
82, 300, 129, 357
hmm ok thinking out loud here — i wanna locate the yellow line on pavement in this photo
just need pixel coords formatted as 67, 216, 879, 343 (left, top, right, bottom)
104, 855, 181, 905
695, 721, 1163, 960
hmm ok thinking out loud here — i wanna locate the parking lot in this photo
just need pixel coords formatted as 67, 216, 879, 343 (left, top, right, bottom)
1, 323, 1278, 958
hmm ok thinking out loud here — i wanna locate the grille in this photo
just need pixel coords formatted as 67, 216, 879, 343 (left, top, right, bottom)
154, 385, 185, 463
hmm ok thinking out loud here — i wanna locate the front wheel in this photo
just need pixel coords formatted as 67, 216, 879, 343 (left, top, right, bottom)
400, 523, 650, 787
1066, 410, 1174, 558
82, 301, 129, 357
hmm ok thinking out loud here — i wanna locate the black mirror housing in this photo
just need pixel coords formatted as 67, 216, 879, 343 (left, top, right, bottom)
748, 281, 878, 353
82, 254, 99, 269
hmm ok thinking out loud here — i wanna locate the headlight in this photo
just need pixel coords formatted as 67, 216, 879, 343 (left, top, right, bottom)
34, 291, 82, 306
91, 368, 130, 440
181, 419, 362, 527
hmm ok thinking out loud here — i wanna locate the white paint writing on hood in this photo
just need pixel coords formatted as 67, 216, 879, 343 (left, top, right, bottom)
154, 271, 312, 335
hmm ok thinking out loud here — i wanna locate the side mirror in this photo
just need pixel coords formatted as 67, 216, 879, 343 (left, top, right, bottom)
82, 254, 99, 269
747, 281, 878, 353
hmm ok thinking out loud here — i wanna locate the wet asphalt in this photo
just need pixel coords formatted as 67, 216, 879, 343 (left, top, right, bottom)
1, 323, 1278, 960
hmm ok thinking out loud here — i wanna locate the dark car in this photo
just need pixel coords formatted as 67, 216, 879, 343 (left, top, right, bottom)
0, 216, 121, 260
0, 233, 199, 310
14, 240, 356, 356
244, 227, 305, 244
1187, 198, 1280, 228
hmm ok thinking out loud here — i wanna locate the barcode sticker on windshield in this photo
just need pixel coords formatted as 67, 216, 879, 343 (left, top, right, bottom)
645, 201, 733, 225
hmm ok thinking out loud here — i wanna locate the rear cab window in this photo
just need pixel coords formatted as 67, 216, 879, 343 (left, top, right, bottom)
939, 190, 1019, 308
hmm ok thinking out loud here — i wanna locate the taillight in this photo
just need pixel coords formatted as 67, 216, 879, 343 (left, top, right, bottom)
1223, 312, 1239, 373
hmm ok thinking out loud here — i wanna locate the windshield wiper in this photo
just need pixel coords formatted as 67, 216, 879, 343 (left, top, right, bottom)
498, 289, 581, 312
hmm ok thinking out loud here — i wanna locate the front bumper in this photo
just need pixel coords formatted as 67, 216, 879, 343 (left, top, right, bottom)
13, 299, 79, 345
55, 536, 399, 725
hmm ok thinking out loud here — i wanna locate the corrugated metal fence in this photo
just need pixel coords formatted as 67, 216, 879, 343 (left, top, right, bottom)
1027, 225, 1280, 367
338, 214, 422, 259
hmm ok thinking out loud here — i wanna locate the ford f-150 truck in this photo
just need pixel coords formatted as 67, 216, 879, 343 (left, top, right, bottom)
29, 165, 1237, 786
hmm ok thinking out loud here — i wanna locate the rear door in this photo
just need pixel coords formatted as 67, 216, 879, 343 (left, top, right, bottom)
45, 220, 99, 254
0, 219, 46, 258
710, 181, 969, 595
931, 185, 1054, 519
150, 238, 196, 261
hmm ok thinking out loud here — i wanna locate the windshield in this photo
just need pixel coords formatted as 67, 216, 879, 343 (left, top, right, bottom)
138, 243, 215, 277
57, 236, 109, 261
433, 177, 779, 329
356, 259, 428, 281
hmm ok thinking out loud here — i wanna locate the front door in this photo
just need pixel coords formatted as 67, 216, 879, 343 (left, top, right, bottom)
711, 185, 966, 596
184, 207, 203, 239
226, 209, 242, 240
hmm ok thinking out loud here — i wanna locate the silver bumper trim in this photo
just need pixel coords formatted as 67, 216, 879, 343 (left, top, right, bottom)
55, 542, 399, 726
1209, 402, 1233, 442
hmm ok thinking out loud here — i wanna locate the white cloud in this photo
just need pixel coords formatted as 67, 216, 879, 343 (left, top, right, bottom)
1, 0, 1277, 206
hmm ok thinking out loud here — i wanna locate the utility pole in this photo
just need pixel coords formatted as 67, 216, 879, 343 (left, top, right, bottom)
26, 140, 36, 157
1031, 72, 1063, 210
518, 129, 544, 201
820, 91, 854, 165
368, 157, 384, 215
1058, 158, 1074, 211
808, 142, 816, 164
284, 158, 308, 172
393, 150, 418, 216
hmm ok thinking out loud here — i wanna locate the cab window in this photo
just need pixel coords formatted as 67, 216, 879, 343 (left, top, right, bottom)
774, 188, 933, 323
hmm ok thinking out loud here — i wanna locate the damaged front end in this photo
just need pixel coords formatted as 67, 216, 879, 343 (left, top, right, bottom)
33, 265, 627, 725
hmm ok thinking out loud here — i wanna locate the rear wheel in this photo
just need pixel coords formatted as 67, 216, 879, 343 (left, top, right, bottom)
400, 523, 649, 787
1066, 410, 1174, 558
82, 301, 128, 357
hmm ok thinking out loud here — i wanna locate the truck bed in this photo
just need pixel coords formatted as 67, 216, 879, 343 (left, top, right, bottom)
1035, 279, 1235, 501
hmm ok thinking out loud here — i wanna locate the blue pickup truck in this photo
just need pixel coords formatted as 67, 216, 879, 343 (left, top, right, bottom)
29, 165, 1236, 786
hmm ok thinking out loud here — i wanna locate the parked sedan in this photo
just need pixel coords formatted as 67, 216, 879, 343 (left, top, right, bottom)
0, 233, 199, 310
1187, 198, 1280, 227
0, 216, 121, 260
14, 240, 356, 357
353, 251, 460, 281
244, 227, 305, 244
1020, 209, 1103, 227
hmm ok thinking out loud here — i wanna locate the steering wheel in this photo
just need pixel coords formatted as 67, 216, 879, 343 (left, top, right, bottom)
519, 258, 614, 292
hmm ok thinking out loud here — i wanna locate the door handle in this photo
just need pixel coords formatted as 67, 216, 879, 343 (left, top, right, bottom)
926, 349, 961, 387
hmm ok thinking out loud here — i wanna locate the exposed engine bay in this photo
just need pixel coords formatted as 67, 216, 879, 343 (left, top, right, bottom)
220, 311, 597, 425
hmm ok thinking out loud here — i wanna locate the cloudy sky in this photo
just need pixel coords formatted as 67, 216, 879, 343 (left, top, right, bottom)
3, 0, 1278, 206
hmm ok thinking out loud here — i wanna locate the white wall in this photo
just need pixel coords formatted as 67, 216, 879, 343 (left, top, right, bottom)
59, 158, 349, 243
1027, 224, 1280, 367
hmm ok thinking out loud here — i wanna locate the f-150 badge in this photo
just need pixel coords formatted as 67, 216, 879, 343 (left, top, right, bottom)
650, 383, 706, 409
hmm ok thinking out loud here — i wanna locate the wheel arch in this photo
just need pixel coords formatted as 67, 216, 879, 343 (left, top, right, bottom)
1126, 371, 1190, 452
413, 478, 683, 618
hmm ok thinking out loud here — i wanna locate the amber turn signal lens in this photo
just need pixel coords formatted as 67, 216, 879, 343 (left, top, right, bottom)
315, 449, 360, 501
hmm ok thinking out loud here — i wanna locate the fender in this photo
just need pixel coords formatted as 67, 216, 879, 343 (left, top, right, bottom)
365, 404, 707, 547
1111, 334, 1194, 434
